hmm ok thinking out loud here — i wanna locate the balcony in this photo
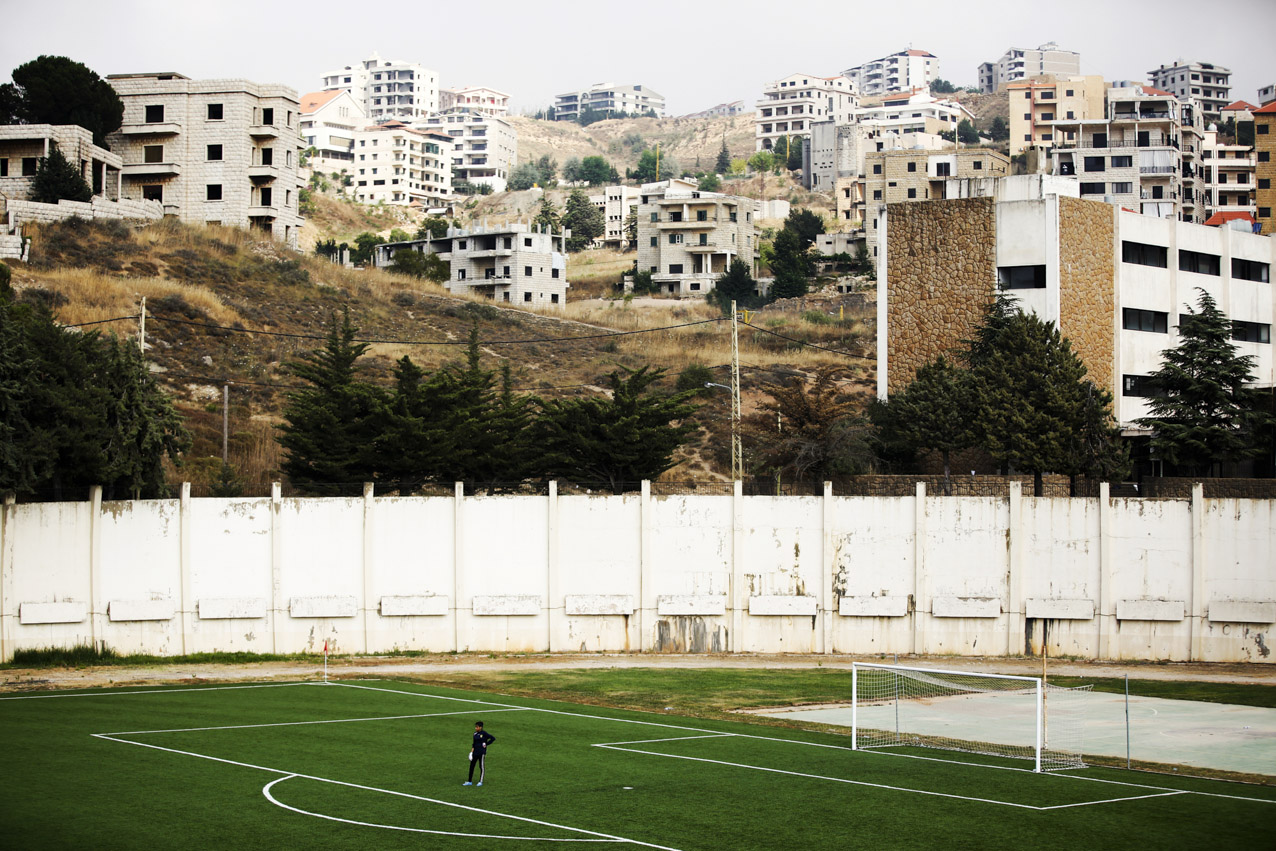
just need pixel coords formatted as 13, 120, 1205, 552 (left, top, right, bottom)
122, 161, 180, 177
248, 164, 280, 181
248, 124, 280, 139
1140, 166, 1177, 174
247, 204, 279, 218
119, 122, 181, 136
657, 218, 718, 229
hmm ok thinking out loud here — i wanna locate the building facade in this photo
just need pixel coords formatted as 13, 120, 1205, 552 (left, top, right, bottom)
419, 108, 517, 193
978, 43, 1081, 94
852, 89, 972, 137
876, 192, 1273, 435
350, 121, 452, 207
589, 184, 641, 249
1256, 101, 1276, 235
636, 182, 757, 297
373, 223, 569, 308
0, 124, 121, 201
842, 49, 937, 98
755, 74, 859, 152
1149, 60, 1232, 120
1260, 84, 1276, 106
439, 86, 511, 116
299, 90, 366, 173
554, 84, 666, 121
321, 52, 439, 123
1007, 75, 1106, 157
106, 72, 305, 247
682, 101, 745, 119
1200, 125, 1256, 223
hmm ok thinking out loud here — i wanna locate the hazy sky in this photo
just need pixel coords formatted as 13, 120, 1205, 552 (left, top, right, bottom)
3, 0, 1273, 115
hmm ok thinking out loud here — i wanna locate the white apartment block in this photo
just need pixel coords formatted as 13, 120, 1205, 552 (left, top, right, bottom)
1149, 60, 1231, 120
804, 119, 948, 193
589, 184, 641, 248
1049, 86, 1205, 223
978, 43, 1081, 94
321, 52, 439, 123
1260, 84, 1276, 106
755, 73, 859, 152
418, 108, 517, 193
1007, 75, 1106, 157
1200, 125, 1256, 223
372, 223, 569, 309
852, 90, 973, 137
682, 101, 745, 119
351, 121, 452, 207
842, 49, 937, 98
106, 72, 305, 247
0, 124, 121, 201
300, 90, 366, 173
553, 84, 666, 121
439, 86, 511, 117
636, 182, 757, 297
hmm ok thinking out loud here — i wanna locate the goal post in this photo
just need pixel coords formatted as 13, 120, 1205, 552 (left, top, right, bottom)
851, 662, 1089, 772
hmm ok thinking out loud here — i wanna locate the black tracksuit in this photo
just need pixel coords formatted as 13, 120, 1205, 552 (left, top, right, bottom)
468, 729, 496, 783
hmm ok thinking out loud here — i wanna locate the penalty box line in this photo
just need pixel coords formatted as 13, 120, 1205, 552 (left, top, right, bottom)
101, 706, 531, 737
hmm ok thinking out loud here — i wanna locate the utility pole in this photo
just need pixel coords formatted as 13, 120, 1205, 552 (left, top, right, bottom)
138, 296, 146, 354
222, 384, 230, 463
730, 300, 742, 482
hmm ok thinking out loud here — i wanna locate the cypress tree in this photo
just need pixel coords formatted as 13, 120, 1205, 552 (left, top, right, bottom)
31, 143, 92, 203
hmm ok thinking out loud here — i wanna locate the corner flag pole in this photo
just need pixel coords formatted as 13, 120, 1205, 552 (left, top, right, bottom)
323, 639, 329, 683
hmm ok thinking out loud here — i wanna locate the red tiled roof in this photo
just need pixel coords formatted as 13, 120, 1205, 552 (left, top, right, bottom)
1253, 101, 1276, 114
1140, 86, 1175, 97
905, 50, 936, 57
1221, 100, 1259, 111
1203, 211, 1256, 227
299, 90, 342, 113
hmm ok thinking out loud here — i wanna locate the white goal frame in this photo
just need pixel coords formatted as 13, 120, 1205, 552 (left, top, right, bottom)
851, 662, 1085, 773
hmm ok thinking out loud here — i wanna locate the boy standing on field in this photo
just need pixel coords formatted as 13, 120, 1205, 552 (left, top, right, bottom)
464, 720, 496, 786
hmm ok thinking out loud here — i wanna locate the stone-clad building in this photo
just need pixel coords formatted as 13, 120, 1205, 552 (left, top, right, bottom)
876, 187, 1274, 434
1256, 101, 1276, 236
636, 182, 758, 297
0, 124, 121, 201
107, 72, 305, 247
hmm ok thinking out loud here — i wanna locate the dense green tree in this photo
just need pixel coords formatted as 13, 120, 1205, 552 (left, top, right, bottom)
372, 355, 459, 493
415, 216, 450, 240
1137, 289, 1272, 476
708, 258, 762, 314
784, 209, 825, 251
633, 148, 677, 183
747, 150, 775, 173
349, 232, 383, 266
31, 143, 92, 203
957, 119, 981, 145
1, 55, 123, 146
535, 155, 558, 183
534, 366, 698, 493
533, 198, 561, 231
389, 248, 448, 282
562, 189, 605, 251
883, 355, 973, 493
930, 79, 958, 94
697, 173, 721, 192
579, 155, 616, 185
746, 366, 873, 483
715, 141, 731, 175
507, 161, 543, 191
561, 157, 583, 184
277, 310, 388, 495
768, 228, 810, 300
623, 208, 637, 246
989, 116, 1009, 142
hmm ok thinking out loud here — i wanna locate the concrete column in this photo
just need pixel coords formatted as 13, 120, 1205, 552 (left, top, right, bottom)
821, 481, 834, 655
453, 482, 464, 653
1007, 481, 1024, 655
638, 480, 652, 652
731, 479, 744, 652
546, 480, 559, 652
89, 485, 103, 649
178, 482, 192, 655
0, 494, 14, 662
912, 481, 926, 655
362, 482, 375, 654
1097, 482, 1115, 660
269, 482, 282, 654
1189, 483, 1206, 661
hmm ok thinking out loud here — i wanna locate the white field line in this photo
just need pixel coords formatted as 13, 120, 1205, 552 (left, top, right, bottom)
93, 733, 683, 851
0, 682, 312, 700
1038, 791, 1191, 810
103, 707, 529, 736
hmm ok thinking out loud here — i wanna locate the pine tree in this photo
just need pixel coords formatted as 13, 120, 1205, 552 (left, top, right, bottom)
97, 336, 189, 499
715, 140, 731, 175
533, 198, 561, 232
562, 188, 605, 251
745, 366, 873, 483
768, 228, 809, 300
1137, 289, 1272, 476
884, 355, 973, 494
708, 258, 761, 314
32, 143, 92, 203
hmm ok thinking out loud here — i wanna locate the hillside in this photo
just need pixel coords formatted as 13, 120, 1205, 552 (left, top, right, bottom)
5, 217, 873, 495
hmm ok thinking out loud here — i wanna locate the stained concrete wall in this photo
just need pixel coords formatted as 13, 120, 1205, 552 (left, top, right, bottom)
0, 482, 1272, 663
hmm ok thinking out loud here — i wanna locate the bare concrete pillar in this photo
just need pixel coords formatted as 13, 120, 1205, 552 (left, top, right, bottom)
821, 481, 834, 654
453, 482, 464, 653
178, 482, 192, 655
269, 482, 282, 654
546, 480, 559, 652
89, 485, 103, 649
1098, 482, 1115, 660
1189, 483, 1206, 661
362, 482, 375, 654
912, 481, 926, 655
1007, 481, 1024, 656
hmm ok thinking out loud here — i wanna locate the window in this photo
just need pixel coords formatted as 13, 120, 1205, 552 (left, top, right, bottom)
697, 209, 708, 221
524, 266, 532, 276
649, 236, 657, 247
261, 107, 274, 125
1258, 125, 1269, 135
552, 268, 560, 279
261, 147, 273, 166
668, 234, 683, 244
907, 162, 916, 172
873, 190, 883, 200
698, 233, 708, 246
1122, 374, 1160, 397
523, 292, 532, 302
22, 157, 37, 176
141, 185, 162, 201
1232, 258, 1270, 283
459, 240, 467, 249
872, 163, 882, 174
551, 293, 560, 304
1110, 182, 1133, 195
143, 145, 164, 163
458, 269, 466, 280
1122, 241, 1168, 268
650, 212, 658, 222
1111, 155, 1132, 168
1083, 156, 1106, 172
1179, 250, 1220, 276
502, 266, 510, 277
1260, 179, 1272, 190
668, 211, 683, 223
1080, 182, 1105, 195
206, 184, 223, 201
207, 103, 223, 120
998, 265, 1046, 289
1260, 152, 1271, 163
934, 162, 951, 177
207, 144, 222, 161
1232, 320, 1271, 344
1262, 208, 1272, 219
973, 161, 983, 170
1092, 132, 1107, 148
669, 264, 683, 274
0, 159, 5, 177
907, 188, 917, 199
1123, 308, 1168, 333
259, 187, 272, 206
145, 104, 164, 123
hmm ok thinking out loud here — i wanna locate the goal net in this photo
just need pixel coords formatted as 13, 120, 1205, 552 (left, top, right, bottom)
851, 662, 1089, 771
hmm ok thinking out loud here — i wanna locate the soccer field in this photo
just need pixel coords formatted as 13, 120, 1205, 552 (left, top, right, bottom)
2, 679, 1272, 850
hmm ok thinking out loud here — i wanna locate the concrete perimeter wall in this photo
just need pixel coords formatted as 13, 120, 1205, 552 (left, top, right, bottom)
0, 482, 1271, 663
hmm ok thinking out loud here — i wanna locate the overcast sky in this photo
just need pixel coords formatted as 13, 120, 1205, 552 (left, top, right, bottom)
3, 0, 1273, 115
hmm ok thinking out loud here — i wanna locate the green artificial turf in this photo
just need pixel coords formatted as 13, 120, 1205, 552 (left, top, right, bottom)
1, 679, 1272, 850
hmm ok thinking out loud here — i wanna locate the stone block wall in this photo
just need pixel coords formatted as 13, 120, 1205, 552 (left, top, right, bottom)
1057, 195, 1116, 395
884, 197, 998, 392
1256, 110, 1275, 235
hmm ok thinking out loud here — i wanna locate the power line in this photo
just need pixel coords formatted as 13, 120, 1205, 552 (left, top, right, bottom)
63, 314, 141, 328
742, 321, 871, 359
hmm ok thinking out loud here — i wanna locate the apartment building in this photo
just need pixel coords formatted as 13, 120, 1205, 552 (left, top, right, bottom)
852, 89, 972, 137
439, 86, 510, 117
636, 182, 757, 297
0, 124, 121, 201
106, 72, 305, 247
1049, 86, 1205, 223
755, 73, 858, 151
876, 192, 1274, 436
1200, 125, 1256, 223
842, 49, 937, 98
1149, 60, 1231, 120
589, 184, 641, 249
863, 148, 1010, 255
978, 43, 1081, 94
299, 90, 366, 173
1007, 75, 1105, 157
804, 118, 946, 200
1260, 85, 1275, 106
373, 223, 569, 308
1256, 101, 1276, 235
682, 101, 745, 119
321, 52, 439, 122
419, 108, 517, 193
350, 121, 452, 207
553, 84, 666, 121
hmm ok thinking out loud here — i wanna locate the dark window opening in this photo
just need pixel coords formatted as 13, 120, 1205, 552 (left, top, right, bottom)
207, 103, 223, 120
1232, 258, 1270, 283
1178, 249, 1220, 276
143, 145, 164, 163
1122, 241, 1168, 268
142, 185, 162, 201
1122, 308, 1168, 333
998, 265, 1046, 290
145, 104, 164, 123
206, 184, 223, 201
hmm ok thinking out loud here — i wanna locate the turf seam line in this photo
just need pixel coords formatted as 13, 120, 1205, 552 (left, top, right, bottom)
0, 682, 311, 700
101, 706, 530, 736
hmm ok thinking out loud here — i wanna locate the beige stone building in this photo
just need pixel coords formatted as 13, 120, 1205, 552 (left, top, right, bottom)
351, 120, 452, 207
876, 191, 1274, 436
1200, 125, 1256, 222
1007, 75, 1105, 156
589, 184, 641, 249
755, 73, 859, 152
321, 52, 439, 123
842, 49, 938, 98
439, 86, 510, 117
106, 72, 305, 247
419, 108, 516, 193
1256, 101, 1276, 235
0, 124, 121, 201
636, 182, 757, 297
979, 43, 1081, 94
299, 90, 365, 174
1149, 60, 1231, 120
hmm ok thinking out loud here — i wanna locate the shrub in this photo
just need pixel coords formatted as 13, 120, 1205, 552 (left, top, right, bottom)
675, 363, 715, 395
